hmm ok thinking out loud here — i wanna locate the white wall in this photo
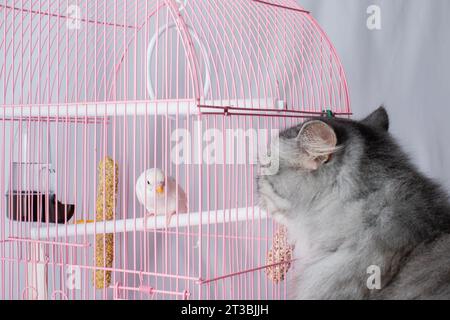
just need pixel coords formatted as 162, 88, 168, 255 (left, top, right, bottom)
298, 0, 450, 191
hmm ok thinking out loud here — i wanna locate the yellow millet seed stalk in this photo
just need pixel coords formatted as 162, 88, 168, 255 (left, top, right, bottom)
94, 157, 119, 289
266, 226, 294, 283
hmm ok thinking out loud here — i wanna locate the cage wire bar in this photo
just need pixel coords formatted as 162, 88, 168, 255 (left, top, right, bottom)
0, 0, 350, 300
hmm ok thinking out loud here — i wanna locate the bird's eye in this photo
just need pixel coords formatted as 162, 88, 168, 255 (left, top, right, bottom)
147, 181, 150, 185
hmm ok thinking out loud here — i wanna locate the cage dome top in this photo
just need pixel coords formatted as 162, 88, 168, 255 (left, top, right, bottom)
0, 0, 350, 118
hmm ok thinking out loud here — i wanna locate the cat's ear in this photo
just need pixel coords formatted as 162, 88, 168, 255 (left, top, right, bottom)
361, 106, 389, 131
296, 120, 338, 170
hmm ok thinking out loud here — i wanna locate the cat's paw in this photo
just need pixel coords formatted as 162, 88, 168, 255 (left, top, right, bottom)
257, 178, 291, 224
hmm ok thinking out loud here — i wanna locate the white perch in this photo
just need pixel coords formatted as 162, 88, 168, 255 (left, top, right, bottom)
2, 98, 282, 118
30, 206, 268, 239
2, 101, 197, 117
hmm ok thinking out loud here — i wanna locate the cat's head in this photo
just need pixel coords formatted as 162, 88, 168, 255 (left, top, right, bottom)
257, 106, 391, 222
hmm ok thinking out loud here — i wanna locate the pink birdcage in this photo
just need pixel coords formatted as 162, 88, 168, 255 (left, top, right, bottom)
0, 0, 350, 300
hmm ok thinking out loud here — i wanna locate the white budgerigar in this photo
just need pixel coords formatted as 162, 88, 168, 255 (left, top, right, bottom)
136, 168, 187, 226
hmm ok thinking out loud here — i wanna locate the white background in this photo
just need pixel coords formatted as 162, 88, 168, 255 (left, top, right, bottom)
299, 0, 450, 191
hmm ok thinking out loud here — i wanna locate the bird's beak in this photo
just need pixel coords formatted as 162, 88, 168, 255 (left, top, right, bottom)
156, 183, 164, 194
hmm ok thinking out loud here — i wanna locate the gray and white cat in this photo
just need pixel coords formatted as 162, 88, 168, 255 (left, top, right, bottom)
257, 107, 450, 299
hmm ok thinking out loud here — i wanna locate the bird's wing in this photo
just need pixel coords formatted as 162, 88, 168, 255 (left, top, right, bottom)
135, 181, 144, 204
161, 178, 179, 213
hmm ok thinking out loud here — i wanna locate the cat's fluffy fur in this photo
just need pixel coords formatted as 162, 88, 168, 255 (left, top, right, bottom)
257, 107, 450, 299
